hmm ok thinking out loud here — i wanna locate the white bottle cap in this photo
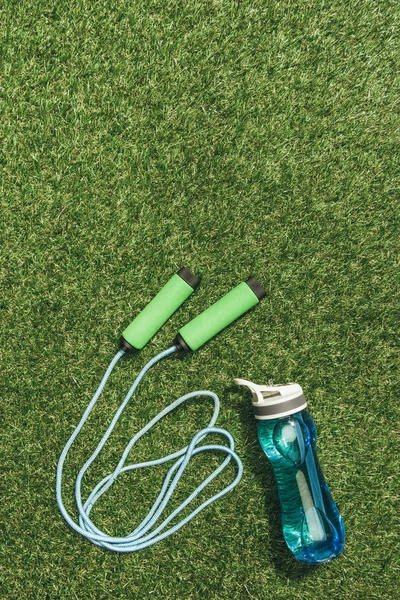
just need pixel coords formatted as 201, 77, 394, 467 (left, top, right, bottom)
234, 379, 307, 420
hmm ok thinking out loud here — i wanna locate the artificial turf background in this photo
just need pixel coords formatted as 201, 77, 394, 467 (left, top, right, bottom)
1, 1, 399, 598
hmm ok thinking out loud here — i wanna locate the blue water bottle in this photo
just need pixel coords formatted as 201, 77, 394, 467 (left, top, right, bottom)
235, 379, 345, 564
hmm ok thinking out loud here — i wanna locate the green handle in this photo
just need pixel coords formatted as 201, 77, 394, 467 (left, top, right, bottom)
120, 268, 200, 351
175, 277, 265, 351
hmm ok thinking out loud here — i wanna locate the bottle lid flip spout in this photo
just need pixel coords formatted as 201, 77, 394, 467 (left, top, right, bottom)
234, 379, 307, 420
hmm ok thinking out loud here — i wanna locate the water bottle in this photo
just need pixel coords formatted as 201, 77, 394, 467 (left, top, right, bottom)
234, 379, 345, 564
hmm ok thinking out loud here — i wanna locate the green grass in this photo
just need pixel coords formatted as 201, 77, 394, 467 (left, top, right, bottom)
1, 0, 399, 598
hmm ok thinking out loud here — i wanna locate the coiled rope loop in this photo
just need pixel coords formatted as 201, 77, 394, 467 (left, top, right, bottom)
56, 346, 243, 552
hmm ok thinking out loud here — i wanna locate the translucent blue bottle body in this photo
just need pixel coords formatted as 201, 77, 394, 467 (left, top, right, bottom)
258, 409, 345, 564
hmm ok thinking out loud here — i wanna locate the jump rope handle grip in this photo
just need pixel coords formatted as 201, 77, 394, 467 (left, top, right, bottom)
174, 277, 266, 351
120, 268, 200, 352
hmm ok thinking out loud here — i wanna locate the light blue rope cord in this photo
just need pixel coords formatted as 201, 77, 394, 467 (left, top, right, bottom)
56, 346, 243, 552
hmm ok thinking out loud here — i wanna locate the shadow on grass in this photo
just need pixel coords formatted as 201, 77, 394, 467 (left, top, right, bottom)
226, 385, 317, 581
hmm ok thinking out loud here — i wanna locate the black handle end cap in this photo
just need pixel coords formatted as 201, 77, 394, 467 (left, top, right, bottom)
119, 336, 138, 353
177, 267, 201, 290
246, 277, 266, 300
